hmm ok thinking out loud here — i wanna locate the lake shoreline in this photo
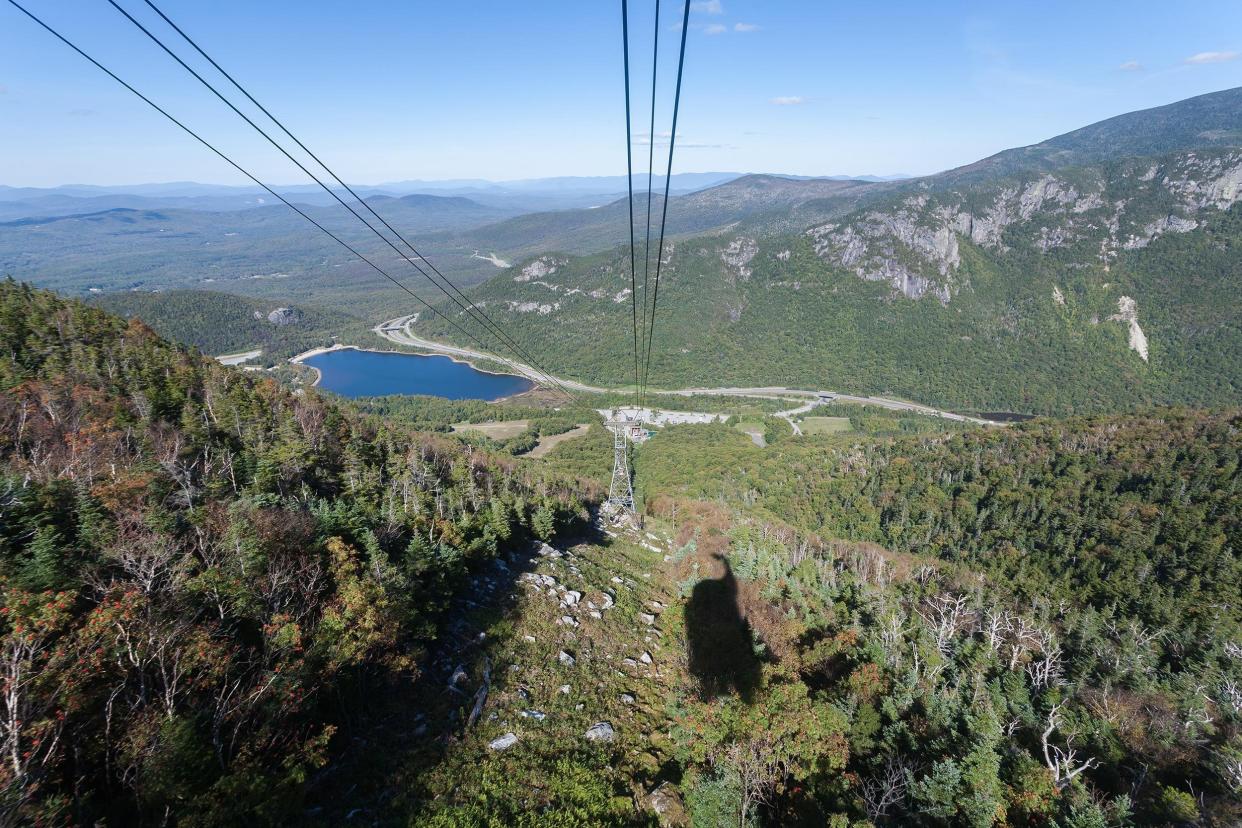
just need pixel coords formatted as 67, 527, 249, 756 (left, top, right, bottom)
292, 345, 534, 400
290, 342, 526, 388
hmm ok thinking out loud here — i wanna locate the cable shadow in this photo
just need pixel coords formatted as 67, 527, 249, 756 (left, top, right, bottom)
684, 554, 761, 702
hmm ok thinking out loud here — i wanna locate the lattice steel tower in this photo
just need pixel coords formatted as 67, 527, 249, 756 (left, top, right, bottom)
606, 419, 635, 511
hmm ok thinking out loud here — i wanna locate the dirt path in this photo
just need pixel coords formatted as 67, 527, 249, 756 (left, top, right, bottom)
313, 520, 686, 823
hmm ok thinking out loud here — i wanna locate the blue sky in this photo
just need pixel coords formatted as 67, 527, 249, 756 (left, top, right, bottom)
2, 0, 1241, 186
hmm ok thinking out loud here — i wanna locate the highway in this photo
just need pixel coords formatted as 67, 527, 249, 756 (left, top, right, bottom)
375, 316, 1003, 426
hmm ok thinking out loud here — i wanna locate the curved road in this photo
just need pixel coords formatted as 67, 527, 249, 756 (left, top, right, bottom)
375, 316, 1001, 426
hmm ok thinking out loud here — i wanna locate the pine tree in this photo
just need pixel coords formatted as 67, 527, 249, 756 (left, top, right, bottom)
23, 524, 65, 590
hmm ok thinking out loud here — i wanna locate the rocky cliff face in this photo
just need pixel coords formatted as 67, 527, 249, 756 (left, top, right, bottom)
266, 307, 302, 326
806, 149, 1242, 302
1108, 295, 1150, 361
808, 196, 962, 302
514, 256, 567, 283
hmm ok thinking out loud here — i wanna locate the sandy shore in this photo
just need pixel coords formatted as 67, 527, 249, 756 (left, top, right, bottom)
216, 349, 262, 366
288, 342, 351, 364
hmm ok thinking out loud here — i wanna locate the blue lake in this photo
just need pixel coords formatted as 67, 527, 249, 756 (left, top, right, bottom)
302, 348, 534, 400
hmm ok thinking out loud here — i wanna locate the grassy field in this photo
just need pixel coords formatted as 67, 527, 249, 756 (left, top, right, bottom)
526, 423, 592, 458
451, 420, 530, 439
733, 421, 767, 447
798, 416, 852, 435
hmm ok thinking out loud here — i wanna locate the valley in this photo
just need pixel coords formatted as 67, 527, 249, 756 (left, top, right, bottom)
1, 3, 1240, 820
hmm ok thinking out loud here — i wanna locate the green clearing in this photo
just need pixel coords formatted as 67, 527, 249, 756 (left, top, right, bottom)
798, 415, 852, 435
451, 420, 530, 440
733, 420, 767, 446
525, 423, 592, 458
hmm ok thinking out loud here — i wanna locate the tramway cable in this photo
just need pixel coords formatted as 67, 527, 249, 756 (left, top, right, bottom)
621, 0, 642, 407
132, 0, 569, 401
638, 0, 661, 410
105, 0, 579, 401
638, 0, 691, 405
4, 0, 571, 400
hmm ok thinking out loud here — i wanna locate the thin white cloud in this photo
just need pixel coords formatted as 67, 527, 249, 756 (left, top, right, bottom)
770, 96, 805, 106
691, 0, 723, 14
631, 131, 726, 149
704, 23, 727, 35
1185, 50, 1239, 64
734, 22, 759, 32
1118, 60, 1143, 71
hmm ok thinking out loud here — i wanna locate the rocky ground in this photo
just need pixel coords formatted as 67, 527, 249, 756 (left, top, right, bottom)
311, 516, 690, 826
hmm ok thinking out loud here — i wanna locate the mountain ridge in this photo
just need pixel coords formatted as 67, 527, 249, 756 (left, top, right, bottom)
415, 86, 1242, 414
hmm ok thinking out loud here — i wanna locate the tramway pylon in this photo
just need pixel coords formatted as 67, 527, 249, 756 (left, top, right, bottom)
606, 416, 636, 512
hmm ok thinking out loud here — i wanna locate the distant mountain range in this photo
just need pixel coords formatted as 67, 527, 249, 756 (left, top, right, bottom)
0, 171, 911, 220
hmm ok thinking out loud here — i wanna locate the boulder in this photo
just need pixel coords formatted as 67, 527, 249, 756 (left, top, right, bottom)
536, 542, 562, 558
266, 307, 301, 326
584, 721, 615, 742
488, 732, 518, 751
646, 782, 688, 826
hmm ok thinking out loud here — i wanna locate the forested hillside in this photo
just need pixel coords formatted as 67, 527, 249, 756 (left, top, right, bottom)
0, 280, 591, 824
91, 289, 372, 361
629, 410, 1242, 824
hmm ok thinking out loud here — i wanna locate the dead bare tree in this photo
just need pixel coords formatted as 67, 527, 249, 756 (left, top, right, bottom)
105, 522, 184, 598
0, 612, 68, 824
0, 479, 16, 520
1041, 704, 1098, 790
152, 427, 200, 509
723, 733, 786, 828
1218, 752, 1242, 794
1008, 615, 1044, 670
861, 755, 911, 823
1025, 631, 1064, 690
880, 611, 907, 669
917, 594, 974, 658
982, 608, 1011, 655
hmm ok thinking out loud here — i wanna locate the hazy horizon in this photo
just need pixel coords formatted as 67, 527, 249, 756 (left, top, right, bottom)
0, 170, 914, 192
3, 0, 1241, 187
